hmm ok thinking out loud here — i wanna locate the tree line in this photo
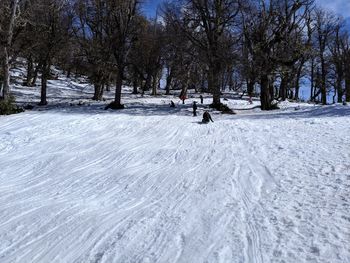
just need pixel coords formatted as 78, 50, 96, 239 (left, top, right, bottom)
1, 0, 350, 113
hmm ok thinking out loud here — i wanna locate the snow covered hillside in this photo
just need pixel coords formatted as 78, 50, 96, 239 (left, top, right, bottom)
1, 70, 350, 263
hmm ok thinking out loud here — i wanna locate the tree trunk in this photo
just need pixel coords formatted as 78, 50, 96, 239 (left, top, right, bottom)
201, 72, 206, 92
99, 84, 104, 99
336, 74, 343, 103
310, 59, 314, 101
334, 58, 344, 103
112, 67, 124, 108
132, 79, 138, 94
247, 79, 254, 97
294, 61, 304, 101
66, 67, 71, 79
212, 78, 221, 105
221, 71, 226, 91
295, 78, 300, 101
279, 74, 288, 101
228, 71, 234, 91
165, 74, 172, 95
151, 73, 158, 96
143, 73, 152, 91
343, 58, 350, 102
289, 89, 294, 100
92, 83, 103, 100
260, 74, 272, 110
269, 76, 275, 100
165, 67, 173, 95
1, 0, 19, 101
320, 58, 327, 105
39, 62, 50, 105
131, 70, 138, 94
25, 55, 34, 86
210, 62, 221, 106
1, 47, 11, 100
345, 74, 350, 102
332, 85, 337, 104
31, 62, 42, 86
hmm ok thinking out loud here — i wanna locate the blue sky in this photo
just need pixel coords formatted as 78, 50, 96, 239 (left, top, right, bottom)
143, 0, 350, 20
142, 0, 162, 18
316, 0, 350, 18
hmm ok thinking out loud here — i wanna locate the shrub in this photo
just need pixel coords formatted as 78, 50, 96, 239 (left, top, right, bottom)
0, 96, 24, 115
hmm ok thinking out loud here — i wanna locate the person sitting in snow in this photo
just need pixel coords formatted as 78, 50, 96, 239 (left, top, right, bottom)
202, 111, 213, 123
170, 100, 176, 108
193, 101, 197, 116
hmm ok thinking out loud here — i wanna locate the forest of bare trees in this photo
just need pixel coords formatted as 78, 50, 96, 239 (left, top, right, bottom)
1, 0, 350, 114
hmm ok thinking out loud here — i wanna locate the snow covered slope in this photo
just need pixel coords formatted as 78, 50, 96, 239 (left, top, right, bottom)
1, 72, 350, 263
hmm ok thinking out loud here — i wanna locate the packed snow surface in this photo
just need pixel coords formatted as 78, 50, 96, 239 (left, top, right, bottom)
1, 72, 350, 263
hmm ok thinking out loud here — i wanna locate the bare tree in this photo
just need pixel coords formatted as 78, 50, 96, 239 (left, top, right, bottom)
24, 0, 72, 105
313, 9, 337, 104
73, 0, 114, 101
242, 0, 313, 109
0, 0, 24, 100
129, 18, 164, 96
165, 0, 240, 109
105, 0, 140, 109
342, 34, 350, 102
329, 20, 347, 103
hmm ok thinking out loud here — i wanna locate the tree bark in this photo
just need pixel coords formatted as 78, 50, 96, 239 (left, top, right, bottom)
345, 73, 350, 102
295, 81, 300, 101
132, 78, 138, 94
269, 77, 275, 100
201, 72, 206, 92
113, 67, 124, 108
99, 84, 104, 99
210, 62, 221, 106
247, 79, 255, 97
39, 62, 50, 105
31, 62, 42, 86
165, 70, 173, 95
332, 85, 337, 104
310, 59, 314, 101
336, 74, 343, 103
151, 73, 158, 96
260, 74, 272, 110
25, 55, 34, 86
334, 49, 344, 103
294, 60, 305, 101
1, 47, 11, 100
1, 0, 19, 101
320, 57, 327, 105
279, 74, 288, 101
66, 68, 71, 79
132, 70, 138, 94
92, 83, 103, 100
143, 73, 152, 91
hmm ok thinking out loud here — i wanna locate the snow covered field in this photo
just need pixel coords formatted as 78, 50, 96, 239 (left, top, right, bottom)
1, 72, 350, 263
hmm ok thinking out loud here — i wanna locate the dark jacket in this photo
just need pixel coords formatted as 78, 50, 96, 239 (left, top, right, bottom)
202, 111, 213, 123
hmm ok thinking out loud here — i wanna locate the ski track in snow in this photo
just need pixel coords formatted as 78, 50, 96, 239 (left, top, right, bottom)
1, 77, 350, 263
